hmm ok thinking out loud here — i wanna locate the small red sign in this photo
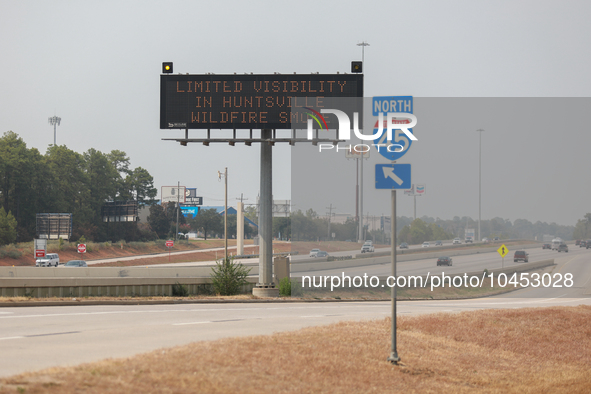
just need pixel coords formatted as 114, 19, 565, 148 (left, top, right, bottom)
166, 240, 174, 247
77, 244, 87, 253
35, 249, 46, 258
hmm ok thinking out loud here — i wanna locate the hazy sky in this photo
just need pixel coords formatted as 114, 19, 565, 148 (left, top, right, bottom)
1, 0, 590, 226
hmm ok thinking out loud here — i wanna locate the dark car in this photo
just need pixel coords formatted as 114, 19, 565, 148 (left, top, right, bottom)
63, 260, 88, 267
575, 239, 581, 246
315, 251, 329, 258
437, 256, 452, 266
586, 240, 591, 249
435, 240, 443, 246
580, 241, 587, 248
399, 243, 409, 249
542, 243, 551, 249
514, 251, 529, 263
557, 243, 569, 253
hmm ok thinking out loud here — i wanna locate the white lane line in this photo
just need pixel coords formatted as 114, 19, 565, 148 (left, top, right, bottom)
0, 336, 24, 341
0, 312, 14, 314
0, 304, 390, 320
173, 321, 212, 326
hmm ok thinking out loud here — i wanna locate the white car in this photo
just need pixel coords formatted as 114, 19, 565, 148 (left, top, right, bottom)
309, 249, 320, 258
36, 253, 60, 267
453, 238, 461, 245
361, 244, 375, 253
422, 242, 430, 248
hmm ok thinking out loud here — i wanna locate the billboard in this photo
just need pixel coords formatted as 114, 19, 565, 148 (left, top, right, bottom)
160, 74, 363, 130
101, 200, 138, 222
36, 213, 72, 240
180, 206, 199, 218
161, 186, 186, 203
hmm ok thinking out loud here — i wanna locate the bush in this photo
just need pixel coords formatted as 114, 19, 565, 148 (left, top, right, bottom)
279, 277, 292, 296
172, 282, 189, 297
210, 257, 251, 296
7, 249, 22, 259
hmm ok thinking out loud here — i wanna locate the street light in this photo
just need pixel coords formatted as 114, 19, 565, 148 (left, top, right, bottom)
218, 168, 228, 261
356, 41, 369, 242
476, 129, 484, 241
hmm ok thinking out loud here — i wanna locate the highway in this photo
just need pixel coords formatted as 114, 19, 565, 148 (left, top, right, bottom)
1, 243, 589, 378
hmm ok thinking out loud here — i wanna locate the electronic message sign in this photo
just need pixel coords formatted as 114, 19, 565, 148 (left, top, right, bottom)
160, 74, 363, 130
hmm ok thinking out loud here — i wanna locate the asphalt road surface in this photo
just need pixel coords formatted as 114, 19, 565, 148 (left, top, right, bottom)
1, 243, 589, 378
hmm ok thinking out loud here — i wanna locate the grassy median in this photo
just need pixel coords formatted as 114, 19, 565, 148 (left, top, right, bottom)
1, 305, 590, 393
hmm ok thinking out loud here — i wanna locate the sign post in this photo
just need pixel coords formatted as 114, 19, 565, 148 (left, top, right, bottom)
373, 95, 415, 365
166, 240, 174, 262
497, 244, 509, 268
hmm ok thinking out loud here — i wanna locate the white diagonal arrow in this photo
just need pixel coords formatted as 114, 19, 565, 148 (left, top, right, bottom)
382, 166, 403, 185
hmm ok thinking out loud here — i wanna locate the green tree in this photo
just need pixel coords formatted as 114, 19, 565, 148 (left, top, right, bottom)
573, 213, 591, 240
191, 208, 223, 240
125, 167, 157, 206
147, 204, 170, 239
0, 207, 17, 245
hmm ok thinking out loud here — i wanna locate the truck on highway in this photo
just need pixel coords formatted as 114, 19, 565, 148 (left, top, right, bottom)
551, 238, 562, 250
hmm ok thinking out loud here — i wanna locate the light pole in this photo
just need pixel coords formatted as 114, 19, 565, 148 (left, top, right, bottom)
218, 168, 228, 261
48, 116, 61, 146
476, 129, 484, 241
357, 41, 369, 242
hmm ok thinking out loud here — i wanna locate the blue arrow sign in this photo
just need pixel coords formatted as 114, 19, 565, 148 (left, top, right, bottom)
375, 164, 411, 189
372, 96, 414, 161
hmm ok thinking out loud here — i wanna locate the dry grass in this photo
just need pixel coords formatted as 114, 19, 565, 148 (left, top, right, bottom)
1, 306, 590, 393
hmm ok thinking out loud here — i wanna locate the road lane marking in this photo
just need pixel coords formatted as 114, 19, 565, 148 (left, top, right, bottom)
0, 336, 24, 341
173, 321, 212, 326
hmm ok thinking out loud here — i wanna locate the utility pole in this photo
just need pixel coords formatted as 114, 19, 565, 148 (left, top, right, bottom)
175, 181, 180, 241
476, 129, 484, 242
357, 41, 369, 244
48, 115, 61, 146
218, 168, 228, 261
326, 203, 335, 240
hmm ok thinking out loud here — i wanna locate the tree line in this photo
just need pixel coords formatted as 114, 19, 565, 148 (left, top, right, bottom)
0, 131, 157, 244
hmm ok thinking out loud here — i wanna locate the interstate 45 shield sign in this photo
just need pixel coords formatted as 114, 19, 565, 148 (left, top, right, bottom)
372, 96, 414, 161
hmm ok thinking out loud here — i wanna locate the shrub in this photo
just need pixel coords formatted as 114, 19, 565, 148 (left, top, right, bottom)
172, 282, 189, 297
279, 277, 292, 296
211, 257, 251, 296
7, 249, 22, 259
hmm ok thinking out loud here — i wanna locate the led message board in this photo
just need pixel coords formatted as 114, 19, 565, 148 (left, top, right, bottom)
160, 74, 363, 129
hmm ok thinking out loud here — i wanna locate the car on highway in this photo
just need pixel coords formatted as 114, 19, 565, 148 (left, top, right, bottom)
513, 250, 529, 262
557, 243, 569, 253
422, 242, 430, 248
63, 260, 87, 267
465, 237, 473, 243
361, 244, 375, 253
35, 253, 59, 267
493, 237, 500, 241
309, 249, 320, 258
580, 241, 587, 248
542, 243, 551, 249
436, 256, 452, 266
575, 239, 581, 246
315, 251, 329, 258
399, 242, 409, 249
453, 238, 461, 245
587, 240, 591, 249
482, 238, 491, 243
435, 240, 443, 246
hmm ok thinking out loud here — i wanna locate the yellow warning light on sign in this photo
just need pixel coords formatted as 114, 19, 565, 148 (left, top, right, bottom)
497, 244, 509, 258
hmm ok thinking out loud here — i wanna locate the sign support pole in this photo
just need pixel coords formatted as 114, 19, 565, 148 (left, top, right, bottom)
388, 187, 400, 364
253, 129, 279, 297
